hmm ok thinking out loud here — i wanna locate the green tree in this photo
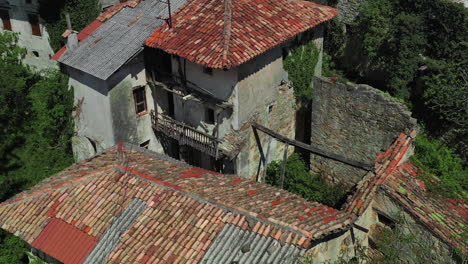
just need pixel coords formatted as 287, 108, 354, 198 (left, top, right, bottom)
410, 134, 467, 199
0, 230, 28, 264
39, 0, 101, 51
266, 153, 346, 208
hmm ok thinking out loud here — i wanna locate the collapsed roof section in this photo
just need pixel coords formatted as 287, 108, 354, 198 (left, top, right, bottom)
145, 0, 338, 69
0, 144, 353, 264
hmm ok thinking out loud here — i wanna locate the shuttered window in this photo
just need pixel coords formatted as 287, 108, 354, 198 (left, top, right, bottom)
28, 14, 41, 36
0, 10, 11, 31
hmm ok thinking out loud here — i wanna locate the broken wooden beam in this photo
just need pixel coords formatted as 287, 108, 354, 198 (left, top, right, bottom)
252, 123, 373, 171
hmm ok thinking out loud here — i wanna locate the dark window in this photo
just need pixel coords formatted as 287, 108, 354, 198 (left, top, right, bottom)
28, 14, 41, 36
0, 10, 11, 31
32, 51, 39, 57
268, 104, 274, 113
133, 87, 147, 114
205, 107, 215, 124
140, 140, 150, 149
377, 212, 395, 229
203, 67, 213, 75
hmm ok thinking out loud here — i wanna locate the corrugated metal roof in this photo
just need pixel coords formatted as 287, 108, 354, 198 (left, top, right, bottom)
59, 0, 187, 80
31, 218, 97, 264
84, 199, 147, 264
201, 224, 305, 264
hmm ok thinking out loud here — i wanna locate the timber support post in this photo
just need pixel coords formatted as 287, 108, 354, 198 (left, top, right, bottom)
280, 143, 289, 188
253, 126, 267, 182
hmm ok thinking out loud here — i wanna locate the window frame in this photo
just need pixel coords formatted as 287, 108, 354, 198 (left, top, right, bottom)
133, 86, 148, 115
205, 107, 215, 125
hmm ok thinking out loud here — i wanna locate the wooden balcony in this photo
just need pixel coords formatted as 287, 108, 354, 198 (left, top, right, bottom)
151, 110, 220, 158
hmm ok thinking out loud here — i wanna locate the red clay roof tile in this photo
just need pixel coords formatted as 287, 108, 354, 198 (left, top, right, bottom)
145, 0, 338, 69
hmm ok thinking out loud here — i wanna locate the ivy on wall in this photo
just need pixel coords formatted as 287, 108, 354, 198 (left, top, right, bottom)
283, 41, 320, 103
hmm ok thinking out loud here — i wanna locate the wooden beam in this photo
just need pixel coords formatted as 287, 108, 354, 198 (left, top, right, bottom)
253, 126, 267, 181
280, 143, 289, 189
252, 123, 373, 171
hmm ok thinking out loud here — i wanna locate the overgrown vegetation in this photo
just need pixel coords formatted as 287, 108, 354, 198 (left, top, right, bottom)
0, 32, 74, 261
266, 153, 346, 208
284, 41, 320, 103
324, 0, 468, 197
0, 32, 74, 201
0, 230, 28, 264
410, 134, 468, 199
38, 0, 101, 51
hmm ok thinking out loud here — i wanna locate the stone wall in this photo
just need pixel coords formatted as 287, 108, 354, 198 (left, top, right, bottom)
336, 0, 367, 24
310, 77, 417, 187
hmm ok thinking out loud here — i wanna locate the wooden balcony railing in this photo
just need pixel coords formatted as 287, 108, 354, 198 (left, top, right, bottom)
151, 110, 220, 158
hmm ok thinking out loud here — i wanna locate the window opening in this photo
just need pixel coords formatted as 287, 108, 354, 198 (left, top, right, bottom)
0, 9, 11, 31
32, 51, 39, 57
268, 104, 274, 113
133, 87, 147, 114
377, 212, 396, 229
28, 14, 41, 36
140, 140, 150, 149
205, 107, 215, 124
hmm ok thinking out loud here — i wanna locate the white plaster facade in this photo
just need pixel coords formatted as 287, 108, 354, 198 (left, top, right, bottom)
0, 0, 57, 70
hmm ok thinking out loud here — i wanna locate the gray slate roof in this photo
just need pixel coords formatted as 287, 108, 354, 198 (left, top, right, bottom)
59, 0, 187, 80
201, 224, 306, 264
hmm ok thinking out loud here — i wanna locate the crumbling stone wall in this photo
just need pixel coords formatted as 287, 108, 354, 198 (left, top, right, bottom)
336, 0, 367, 24
310, 77, 417, 187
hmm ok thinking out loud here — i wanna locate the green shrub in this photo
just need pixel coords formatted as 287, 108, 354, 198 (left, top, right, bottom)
284, 41, 320, 103
0, 230, 28, 264
265, 153, 346, 208
410, 134, 468, 199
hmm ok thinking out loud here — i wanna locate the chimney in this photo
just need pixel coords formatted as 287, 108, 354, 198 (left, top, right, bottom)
64, 13, 78, 51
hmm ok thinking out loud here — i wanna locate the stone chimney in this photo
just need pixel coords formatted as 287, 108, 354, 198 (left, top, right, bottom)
64, 13, 78, 51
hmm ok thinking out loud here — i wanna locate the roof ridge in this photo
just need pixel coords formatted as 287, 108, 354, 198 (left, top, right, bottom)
222, 0, 233, 67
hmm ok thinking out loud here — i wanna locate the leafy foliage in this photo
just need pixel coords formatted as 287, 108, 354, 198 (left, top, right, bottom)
0, 31, 74, 201
410, 134, 468, 199
265, 153, 346, 208
284, 41, 320, 103
39, 0, 101, 51
0, 230, 28, 264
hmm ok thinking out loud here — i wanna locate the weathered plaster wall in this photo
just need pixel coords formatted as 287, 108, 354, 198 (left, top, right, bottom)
0, 0, 57, 70
305, 230, 354, 264
109, 53, 162, 153
310, 78, 417, 187
69, 67, 114, 160
229, 84, 296, 179
236, 47, 287, 126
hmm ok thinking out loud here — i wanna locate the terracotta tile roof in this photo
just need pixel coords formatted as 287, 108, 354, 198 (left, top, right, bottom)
344, 131, 415, 216
381, 163, 468, 252
145, 0, 338, 69
345, 131, 467, 252
0, 144, 353, 263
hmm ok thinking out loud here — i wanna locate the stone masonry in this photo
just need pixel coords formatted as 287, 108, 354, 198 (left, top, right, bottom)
310, 77, 417, 187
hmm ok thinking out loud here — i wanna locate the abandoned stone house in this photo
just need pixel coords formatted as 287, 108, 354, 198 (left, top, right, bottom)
0, 0, 57, 70
51, 0, 337, 178
0, 0, 122, 70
